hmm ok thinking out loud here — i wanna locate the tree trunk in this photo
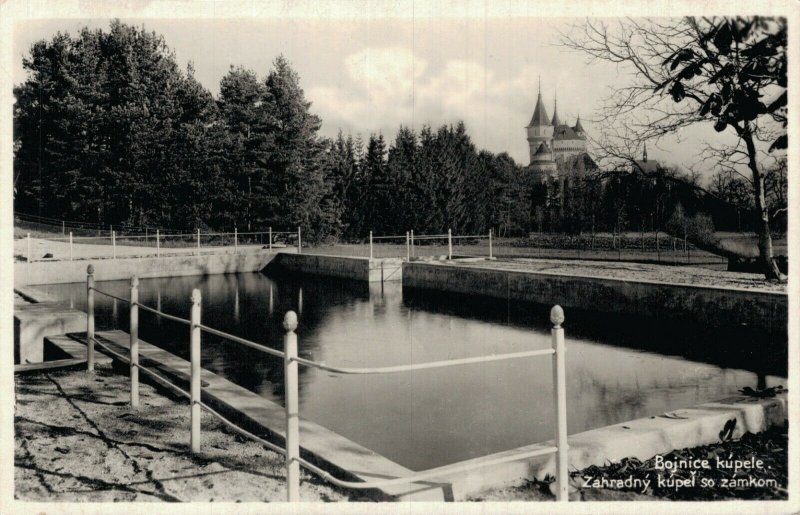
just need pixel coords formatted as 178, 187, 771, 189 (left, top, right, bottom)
742, 124, 784, 281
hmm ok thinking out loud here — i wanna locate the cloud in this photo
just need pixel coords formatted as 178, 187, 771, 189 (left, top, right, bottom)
309, 46, 561, 161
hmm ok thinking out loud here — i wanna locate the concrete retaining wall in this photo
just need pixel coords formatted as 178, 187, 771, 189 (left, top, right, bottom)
15, 251, 277, 286
269, 253, 402, 282
402, 262, 787, 331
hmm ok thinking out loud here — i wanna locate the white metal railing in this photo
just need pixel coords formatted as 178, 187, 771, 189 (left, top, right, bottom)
20, 227, 303, 263
83, 265, 569, 502
365, 229, 494, 261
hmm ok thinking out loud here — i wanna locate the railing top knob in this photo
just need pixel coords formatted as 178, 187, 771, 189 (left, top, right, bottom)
191, 288, 202, 303
550, 305, 565, 328
131, 275, 139, 287
283, 310, 298, 332
87, 264, 94, 275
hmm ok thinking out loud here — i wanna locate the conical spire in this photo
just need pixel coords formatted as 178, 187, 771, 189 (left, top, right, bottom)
551, 93, 562, 126
528, 77, 550, 127
643, 142, 648, 162
574, 114, 585, 133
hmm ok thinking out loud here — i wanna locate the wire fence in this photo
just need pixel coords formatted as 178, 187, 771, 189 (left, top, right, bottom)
15, 227, 301, 263
316, 230, 727, 268
83, 266, 571, 502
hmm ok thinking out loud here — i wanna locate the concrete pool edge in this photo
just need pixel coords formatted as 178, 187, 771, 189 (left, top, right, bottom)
402, 261, 787, 332
48, 332, 788, 502
14, 250, 280, 286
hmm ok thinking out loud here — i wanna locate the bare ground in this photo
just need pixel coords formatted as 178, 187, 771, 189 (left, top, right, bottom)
14, 363, 355, 502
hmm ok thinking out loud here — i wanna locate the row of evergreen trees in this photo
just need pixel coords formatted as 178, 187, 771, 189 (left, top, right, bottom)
14, 21, 762, 243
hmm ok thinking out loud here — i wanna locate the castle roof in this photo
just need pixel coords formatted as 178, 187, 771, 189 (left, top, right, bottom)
551, 97, 562, 126
534, 142, 552, 156
528, 91, 550, 127
574, 115, 585, 133
553, 124, 584, 141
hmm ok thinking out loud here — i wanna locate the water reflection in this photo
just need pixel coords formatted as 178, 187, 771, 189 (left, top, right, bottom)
39, 272, 786, 471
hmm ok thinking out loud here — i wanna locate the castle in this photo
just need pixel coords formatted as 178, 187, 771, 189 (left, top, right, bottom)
526, 83, 588, 175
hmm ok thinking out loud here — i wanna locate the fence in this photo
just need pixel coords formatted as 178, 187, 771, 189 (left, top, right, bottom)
82, 265, 570, 502
323, 229, 726, 269
16, 227, 302, 263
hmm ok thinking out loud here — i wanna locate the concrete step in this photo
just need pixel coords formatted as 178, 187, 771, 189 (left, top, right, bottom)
14, 303, 87, 365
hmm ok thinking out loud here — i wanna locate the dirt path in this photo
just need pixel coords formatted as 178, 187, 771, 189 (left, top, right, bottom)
14, 364, 354, 502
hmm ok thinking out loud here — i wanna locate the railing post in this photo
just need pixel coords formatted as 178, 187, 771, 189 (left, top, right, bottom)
69, 232, 74, 261
369, 231, 373, 260
86, 265, 95, 372
283, 311, 300, 502
190, 288, 202, 453
489, 229, 493, 259
448, 228, 452, 260
196, 228, 200, 256
269, 226, 273, 251
129, 276, 140, 408
27, 233, 31, 262
156, 229, 160, 257
297, 226, 302, 254
550, 305, 569, 502
112, 230, 116, 259
234, 227, 238, 253
410, 230, 415, 258
406, 231, 410, 261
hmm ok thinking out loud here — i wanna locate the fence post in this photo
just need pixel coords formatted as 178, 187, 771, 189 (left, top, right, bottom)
410, 230, 415, 258
406, 231, 410, 261
156, 229, 160, 257
283, 311, 300, 502
62, 220, 65, 235
190, 288, 202, 453
489, 229, 493, 259
69, 232, 73, 261
234, 227, 238, 253
86, 265, 95, 372
269, 226, 273, 251
297, 227, 302, 254
27, 233, 31, 262
369, 231, 373, 260
550, 305, 569, 502
129, 276, 140, 408
112, 231, 117, 259
196, 228, 200, 256
448, 228, 452, 260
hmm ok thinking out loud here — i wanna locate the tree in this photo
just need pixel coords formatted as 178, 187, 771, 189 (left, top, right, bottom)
562, 17, 787, 280
262, 56, 335, 241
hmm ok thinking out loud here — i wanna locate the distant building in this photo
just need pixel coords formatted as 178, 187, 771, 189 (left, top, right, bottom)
631, 143, 662, 173
525, 82, 593, 178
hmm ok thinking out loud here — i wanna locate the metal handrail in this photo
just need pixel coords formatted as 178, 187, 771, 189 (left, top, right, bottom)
196, 323, 284, 358
89, 287, 130, 304
291, 348, 554, 375
135, 302, 192, 326
295, 445, 558, 490
83, 266, 569, 502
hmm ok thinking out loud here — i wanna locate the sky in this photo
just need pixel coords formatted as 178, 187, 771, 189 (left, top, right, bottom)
13, 16, 739, 175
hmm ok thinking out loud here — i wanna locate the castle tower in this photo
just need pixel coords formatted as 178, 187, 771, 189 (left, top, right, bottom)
526, 79, 556, 173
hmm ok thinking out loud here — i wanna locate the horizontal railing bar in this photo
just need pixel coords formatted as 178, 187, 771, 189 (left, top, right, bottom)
89, 287, 130, 304
134, 302, 192, 326
451, 235, 489, 239
197, 324, 285, 358
295, 445, 558, 490
92, 336, 286, 456
91, 337, 192, 399
292, 348, 555, 375
370, 235, 408, 240
196, 398, 287, 456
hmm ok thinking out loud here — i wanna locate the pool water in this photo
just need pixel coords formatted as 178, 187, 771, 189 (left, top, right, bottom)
38, 272, 786, 471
